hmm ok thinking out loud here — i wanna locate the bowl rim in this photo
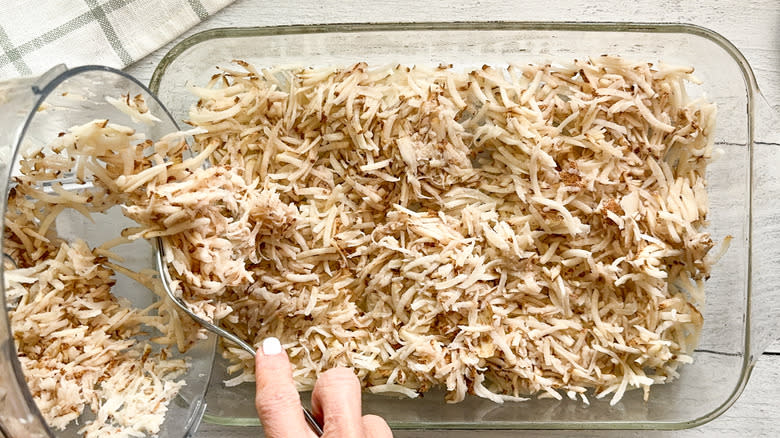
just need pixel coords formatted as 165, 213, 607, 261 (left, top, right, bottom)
148, 21, 759, 431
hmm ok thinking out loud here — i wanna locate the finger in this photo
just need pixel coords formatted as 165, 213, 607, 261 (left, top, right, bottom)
254, 337, 313, 438
311, 367, 363, 438
362, 414, 393, 438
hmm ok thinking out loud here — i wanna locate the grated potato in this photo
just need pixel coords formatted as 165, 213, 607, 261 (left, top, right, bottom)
3, 55, 719, 434
3, 119, 200, 437
130, 57, 716, 404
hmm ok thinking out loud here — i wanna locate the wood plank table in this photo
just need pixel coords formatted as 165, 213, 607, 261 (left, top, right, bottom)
125, 1, 780, 436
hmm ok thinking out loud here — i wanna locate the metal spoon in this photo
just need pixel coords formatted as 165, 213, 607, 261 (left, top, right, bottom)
154, 237, 324, 436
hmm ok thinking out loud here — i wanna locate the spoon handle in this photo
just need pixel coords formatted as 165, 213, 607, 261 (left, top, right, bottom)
155, 238, 324, 436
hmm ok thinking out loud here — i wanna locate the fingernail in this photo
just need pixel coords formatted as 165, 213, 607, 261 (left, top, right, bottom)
262, 337, 282, 355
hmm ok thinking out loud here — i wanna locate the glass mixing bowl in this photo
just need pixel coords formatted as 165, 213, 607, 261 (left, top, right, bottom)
0, 65, 216, 438
150, 22, 780, 430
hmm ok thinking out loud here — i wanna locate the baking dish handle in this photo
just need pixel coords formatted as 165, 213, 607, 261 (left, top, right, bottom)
748, 94, 780, 363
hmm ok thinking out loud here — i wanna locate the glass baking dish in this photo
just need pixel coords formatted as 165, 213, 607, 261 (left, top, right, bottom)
149, 22, 780, 430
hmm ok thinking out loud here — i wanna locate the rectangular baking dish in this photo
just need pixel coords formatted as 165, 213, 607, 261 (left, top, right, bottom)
149, 22, 780, 430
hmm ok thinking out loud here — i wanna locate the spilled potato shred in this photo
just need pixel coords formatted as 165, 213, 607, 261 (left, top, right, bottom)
4, 55, 718, 436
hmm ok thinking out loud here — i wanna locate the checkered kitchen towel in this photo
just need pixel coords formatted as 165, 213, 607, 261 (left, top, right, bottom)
0, 0, 233, 80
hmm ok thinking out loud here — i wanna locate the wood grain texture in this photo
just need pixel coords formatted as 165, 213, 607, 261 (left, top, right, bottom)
122, 1, 780, 435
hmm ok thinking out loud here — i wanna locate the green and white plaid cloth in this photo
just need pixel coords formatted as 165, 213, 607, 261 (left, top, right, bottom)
0, 0, 233, 80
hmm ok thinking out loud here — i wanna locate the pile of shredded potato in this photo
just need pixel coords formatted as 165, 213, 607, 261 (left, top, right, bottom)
2, 119, 203, 436
4, 54, 718, 428
126, 56, 717, 405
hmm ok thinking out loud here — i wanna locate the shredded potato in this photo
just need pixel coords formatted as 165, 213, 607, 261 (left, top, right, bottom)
132, 57, 716, 404
3, 120, 199, 436
4, 55, 718, 434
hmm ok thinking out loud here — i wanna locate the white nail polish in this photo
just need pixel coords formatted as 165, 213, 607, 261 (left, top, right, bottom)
262, 337, 282, 355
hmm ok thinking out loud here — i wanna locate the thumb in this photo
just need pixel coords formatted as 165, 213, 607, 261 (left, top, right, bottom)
255, 337, 313, 438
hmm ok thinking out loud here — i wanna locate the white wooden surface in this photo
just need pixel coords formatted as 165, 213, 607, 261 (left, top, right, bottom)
124, 0, 780, 436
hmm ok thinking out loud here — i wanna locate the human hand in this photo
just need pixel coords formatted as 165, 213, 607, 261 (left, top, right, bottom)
255, 337, 393, 438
